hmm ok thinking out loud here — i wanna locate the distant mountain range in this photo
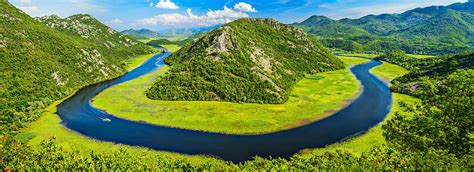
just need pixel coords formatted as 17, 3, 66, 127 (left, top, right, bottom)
121, 25, 221, 41
121, 29, 161, 40
292, 1, 474, 55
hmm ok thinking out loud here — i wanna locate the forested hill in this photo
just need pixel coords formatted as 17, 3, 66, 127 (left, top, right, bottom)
0, 1, 154, 135
121, 29, 160, 40
377, 51, 474, 98
146, 18, 344, 104
293, 1, 474, 55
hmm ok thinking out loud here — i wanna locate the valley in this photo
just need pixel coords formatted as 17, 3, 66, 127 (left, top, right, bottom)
1, 0, 472, 170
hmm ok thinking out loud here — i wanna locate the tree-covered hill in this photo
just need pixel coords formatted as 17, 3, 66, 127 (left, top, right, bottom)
121, 29, 160, 40
293, 1, 474, 54
146, 18, 344, 104
0, 0, 154, 135
377, 51, 474, 98
375, 51, 473, 161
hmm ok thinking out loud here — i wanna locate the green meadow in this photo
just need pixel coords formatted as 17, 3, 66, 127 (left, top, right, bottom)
91, 56, 369, 134
160, 44, 181, 52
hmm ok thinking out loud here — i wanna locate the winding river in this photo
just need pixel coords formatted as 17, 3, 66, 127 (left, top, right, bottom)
57, 52, 392, 162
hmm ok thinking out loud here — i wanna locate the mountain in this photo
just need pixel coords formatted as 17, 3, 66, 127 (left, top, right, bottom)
146, 18, 344, 104
293, 1, 474, 55
121, 29, 160, 40
0, 1, 154, 133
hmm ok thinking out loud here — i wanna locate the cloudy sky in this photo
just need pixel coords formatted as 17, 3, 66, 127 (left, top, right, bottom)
9, 0, 468, 31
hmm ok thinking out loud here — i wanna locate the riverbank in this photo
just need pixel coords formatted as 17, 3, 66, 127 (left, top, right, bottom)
301, 58, 420, 156
19, 53, 226, 166
91, 56, 369, 134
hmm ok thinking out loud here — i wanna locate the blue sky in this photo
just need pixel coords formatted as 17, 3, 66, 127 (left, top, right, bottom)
10, 0, 468, 31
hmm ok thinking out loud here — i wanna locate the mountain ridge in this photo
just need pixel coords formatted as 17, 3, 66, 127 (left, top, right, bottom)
293, 1, 474, 54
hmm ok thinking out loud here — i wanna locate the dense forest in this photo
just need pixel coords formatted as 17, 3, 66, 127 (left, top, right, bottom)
146, 18, 345, 104
292, 1, 474, 55
0, 1, 155, 137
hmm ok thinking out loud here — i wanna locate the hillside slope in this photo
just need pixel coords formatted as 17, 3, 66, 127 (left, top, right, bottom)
146, 18, 344, 104
0, 1, 153, 134
293, 1, 474, 54
121, 29, 160, 40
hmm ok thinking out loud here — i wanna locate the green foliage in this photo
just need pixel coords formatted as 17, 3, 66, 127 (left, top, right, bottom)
146, 18, 344, 104
146, 31, 207, 49
1, 137, 469, 170
121, 29, 160, 40
383, 70, 473, 158
379, 51, 474, 97
146, 39, 176, 47
376, 50, 420, 70
293, 2, 474, 55
0, 1, 154, 136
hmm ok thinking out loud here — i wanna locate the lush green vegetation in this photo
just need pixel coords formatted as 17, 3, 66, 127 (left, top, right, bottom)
2, 51, 472, 170
7, 62, 225, 169
146, 39, 176, 46
0, 1, 155, 137
308, 59, 414, 155
146, 31, 207, 48
306, 93, 419, 156
1, 0, 472, 169
159, 44, 181, 52
377, 51, 474, 97
147, 18, 345, 104
92, 56, 367, 134
120, 29, 160, 40
293, 1, 474, 55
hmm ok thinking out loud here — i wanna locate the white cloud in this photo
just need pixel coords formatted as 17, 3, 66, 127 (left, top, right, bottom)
149, 2, 154, 7
136, 6, 251, 27
107, 18, 123, 24
155, 0, 179, 9
234, 2, 257, 12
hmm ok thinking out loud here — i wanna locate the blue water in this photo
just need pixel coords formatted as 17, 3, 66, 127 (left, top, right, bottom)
57, 52, 392, 162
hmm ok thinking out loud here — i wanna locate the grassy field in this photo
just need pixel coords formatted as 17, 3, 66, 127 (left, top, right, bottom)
125, 54, 156, 70
339, 53, 379, 58
370, 61, 409, 84
301, 56, 419, 156
19, 53, 225, 166
137, 38, 156, 43
408, 54, 435, 59
92, 56, 370, 134
160, 44, 181, 52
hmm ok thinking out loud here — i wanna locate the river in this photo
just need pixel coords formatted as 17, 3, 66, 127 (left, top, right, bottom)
57, 52, 392, 162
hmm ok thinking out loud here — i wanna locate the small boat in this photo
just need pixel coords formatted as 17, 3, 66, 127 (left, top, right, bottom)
100, 118, 111, 122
